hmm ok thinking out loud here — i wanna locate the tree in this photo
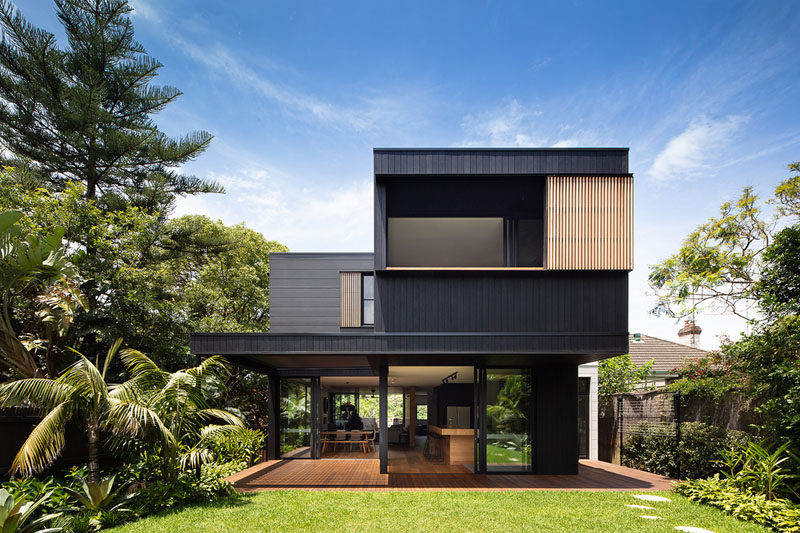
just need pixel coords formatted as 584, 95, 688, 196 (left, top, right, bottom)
0, 177, 287, 371
649, 162, 800, 320
0, 208, 86, 379
756, 225, 800, 319
0, 0, 220, 206
598, 354, 654, 395
180, 216, 288, 333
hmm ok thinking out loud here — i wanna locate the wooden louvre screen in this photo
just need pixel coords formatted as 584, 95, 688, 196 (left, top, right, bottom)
339, 272, 362, 327
546, 176, 633, 270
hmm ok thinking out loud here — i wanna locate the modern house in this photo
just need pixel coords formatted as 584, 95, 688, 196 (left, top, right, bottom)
191, 148, 633, 475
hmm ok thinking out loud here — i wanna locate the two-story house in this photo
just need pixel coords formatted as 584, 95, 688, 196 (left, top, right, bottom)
190, 148, 632, 476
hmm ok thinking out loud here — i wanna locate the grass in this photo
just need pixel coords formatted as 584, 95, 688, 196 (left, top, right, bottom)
109, 490, 770, 533
486, 443, 528, 464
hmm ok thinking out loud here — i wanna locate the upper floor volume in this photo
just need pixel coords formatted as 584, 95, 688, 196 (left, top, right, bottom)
373, 148, 633, 272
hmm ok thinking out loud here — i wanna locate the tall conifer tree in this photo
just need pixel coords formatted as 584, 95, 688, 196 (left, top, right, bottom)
0, 0, 221, 208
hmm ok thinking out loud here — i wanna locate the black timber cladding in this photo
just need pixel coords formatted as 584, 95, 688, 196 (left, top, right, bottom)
269, 253, 373, 334
190, 332, 628, 357
375, 271, 627, 333
373, 148, 629, 176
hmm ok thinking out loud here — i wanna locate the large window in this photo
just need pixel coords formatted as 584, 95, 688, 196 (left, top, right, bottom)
280, 379, 311, 458
486, 369, 532, 473
362, 273, 374, 325
388, 217, 504, 267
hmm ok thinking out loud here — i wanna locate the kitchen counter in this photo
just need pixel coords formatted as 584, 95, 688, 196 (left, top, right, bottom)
428, 425, 474, 465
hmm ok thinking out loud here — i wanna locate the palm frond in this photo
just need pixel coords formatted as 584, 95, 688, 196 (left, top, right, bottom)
101, 338, 124, 380
11, 402, 69, 475
118, 347, 163, 379
197, 408, 244, 427
60, 353, 108, 407
104, 400, 175, 446
0, 378, 74, 409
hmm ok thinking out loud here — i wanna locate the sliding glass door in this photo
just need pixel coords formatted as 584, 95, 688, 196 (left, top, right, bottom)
484, 369, 533, 473
280, 378, 311, 458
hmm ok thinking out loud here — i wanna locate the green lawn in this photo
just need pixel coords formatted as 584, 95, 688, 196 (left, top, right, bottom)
486, 443, 528, 464
110, 490, 769, 533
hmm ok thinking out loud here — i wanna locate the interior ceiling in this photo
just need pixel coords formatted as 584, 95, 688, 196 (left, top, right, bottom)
320, 365, 472, 391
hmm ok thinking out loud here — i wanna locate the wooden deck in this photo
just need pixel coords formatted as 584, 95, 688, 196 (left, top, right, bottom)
226, 458, 675, 492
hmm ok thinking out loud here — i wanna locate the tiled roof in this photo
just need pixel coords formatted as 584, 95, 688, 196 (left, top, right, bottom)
628, 334, 708, 374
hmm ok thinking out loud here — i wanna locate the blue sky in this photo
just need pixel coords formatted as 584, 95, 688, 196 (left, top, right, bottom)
20, 0, 800, 349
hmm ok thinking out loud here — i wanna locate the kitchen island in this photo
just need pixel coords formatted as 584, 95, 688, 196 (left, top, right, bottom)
428, 425, 474, 465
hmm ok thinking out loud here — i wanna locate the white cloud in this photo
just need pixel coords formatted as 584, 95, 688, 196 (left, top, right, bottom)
648, 115, 747, 182
172, 167, 373, 253
460, 100, 545, 147
129, 0, 160, 23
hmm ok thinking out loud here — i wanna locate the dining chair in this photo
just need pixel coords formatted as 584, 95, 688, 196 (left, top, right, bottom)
347, 430, 364, 452
365, 430, 376, 453
334, 429, 347, 451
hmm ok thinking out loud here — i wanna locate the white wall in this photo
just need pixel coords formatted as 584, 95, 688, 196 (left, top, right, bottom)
578, 362, 598, 461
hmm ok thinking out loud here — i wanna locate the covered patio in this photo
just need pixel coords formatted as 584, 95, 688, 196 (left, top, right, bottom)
225, 459, 675, 492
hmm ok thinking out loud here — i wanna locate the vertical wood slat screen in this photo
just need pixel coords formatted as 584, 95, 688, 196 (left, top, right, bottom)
546, 176, 633, 270
339, 272, 362, 327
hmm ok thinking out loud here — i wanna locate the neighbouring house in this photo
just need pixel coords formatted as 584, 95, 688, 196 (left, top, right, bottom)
629, 330, 708, 389
191, 148, 632, 475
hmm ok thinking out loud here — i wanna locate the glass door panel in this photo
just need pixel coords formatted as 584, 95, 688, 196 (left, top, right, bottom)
280, 378, 311, 458
486, 369, 532, 473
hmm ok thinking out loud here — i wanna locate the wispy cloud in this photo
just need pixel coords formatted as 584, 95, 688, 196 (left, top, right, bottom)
460, 100, 603, 148
173, 166, 373, 252
647, 115, 748, 182
130, 0, 424, 135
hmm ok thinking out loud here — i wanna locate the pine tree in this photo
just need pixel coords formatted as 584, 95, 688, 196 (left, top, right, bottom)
0, 0, 221, 208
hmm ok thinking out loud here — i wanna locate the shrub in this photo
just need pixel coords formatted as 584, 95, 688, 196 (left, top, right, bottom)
209, 427, 264, 465
676, 476, 800, 532
717, 440, 799, 501
622, 421, 747, 479
131, 461, 241, 515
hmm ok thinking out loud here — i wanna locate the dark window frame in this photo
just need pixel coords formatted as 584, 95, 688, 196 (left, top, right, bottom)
362, 273, 375, 326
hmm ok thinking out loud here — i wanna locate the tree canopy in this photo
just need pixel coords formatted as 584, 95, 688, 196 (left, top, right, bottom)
648, 162, 800, 320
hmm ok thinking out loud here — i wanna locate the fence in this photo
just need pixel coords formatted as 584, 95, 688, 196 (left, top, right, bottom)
0, 407, 88, 479
616, 391, 681, 479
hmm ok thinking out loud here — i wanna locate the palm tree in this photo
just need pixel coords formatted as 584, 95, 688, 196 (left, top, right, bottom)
0, 337, 244, 483
117, 351, 245, 480
0, 339, 173, 482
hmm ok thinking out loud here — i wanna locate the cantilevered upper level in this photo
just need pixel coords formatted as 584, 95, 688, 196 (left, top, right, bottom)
191, 148, 633, 366
373, 148, 632, 271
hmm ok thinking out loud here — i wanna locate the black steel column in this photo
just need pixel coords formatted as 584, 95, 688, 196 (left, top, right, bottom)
267, 374, 280, 460
477, 367, 487, 474
379, 363, 388, 474
311, 377, 320, 459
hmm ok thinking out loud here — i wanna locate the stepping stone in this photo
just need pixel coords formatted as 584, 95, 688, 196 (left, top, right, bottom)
625, 504, 655, 510
633, 494, 671, 502
675, 528, 715, 533
640, 515, 664, 520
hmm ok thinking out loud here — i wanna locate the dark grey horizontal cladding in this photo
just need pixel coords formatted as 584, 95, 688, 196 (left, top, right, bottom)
373, 148, 629, 176
269, 252, 374, 334
375, 271, 627, 333
190, 332, 628, 356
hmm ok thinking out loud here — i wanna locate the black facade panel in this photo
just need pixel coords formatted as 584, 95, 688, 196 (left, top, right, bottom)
375, 271, 627, 334
269, 253, 374, 334
190, 332, 628, 357
385, 177, 544, 218
374, 148, 629, 176
534, 364, 579, 474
